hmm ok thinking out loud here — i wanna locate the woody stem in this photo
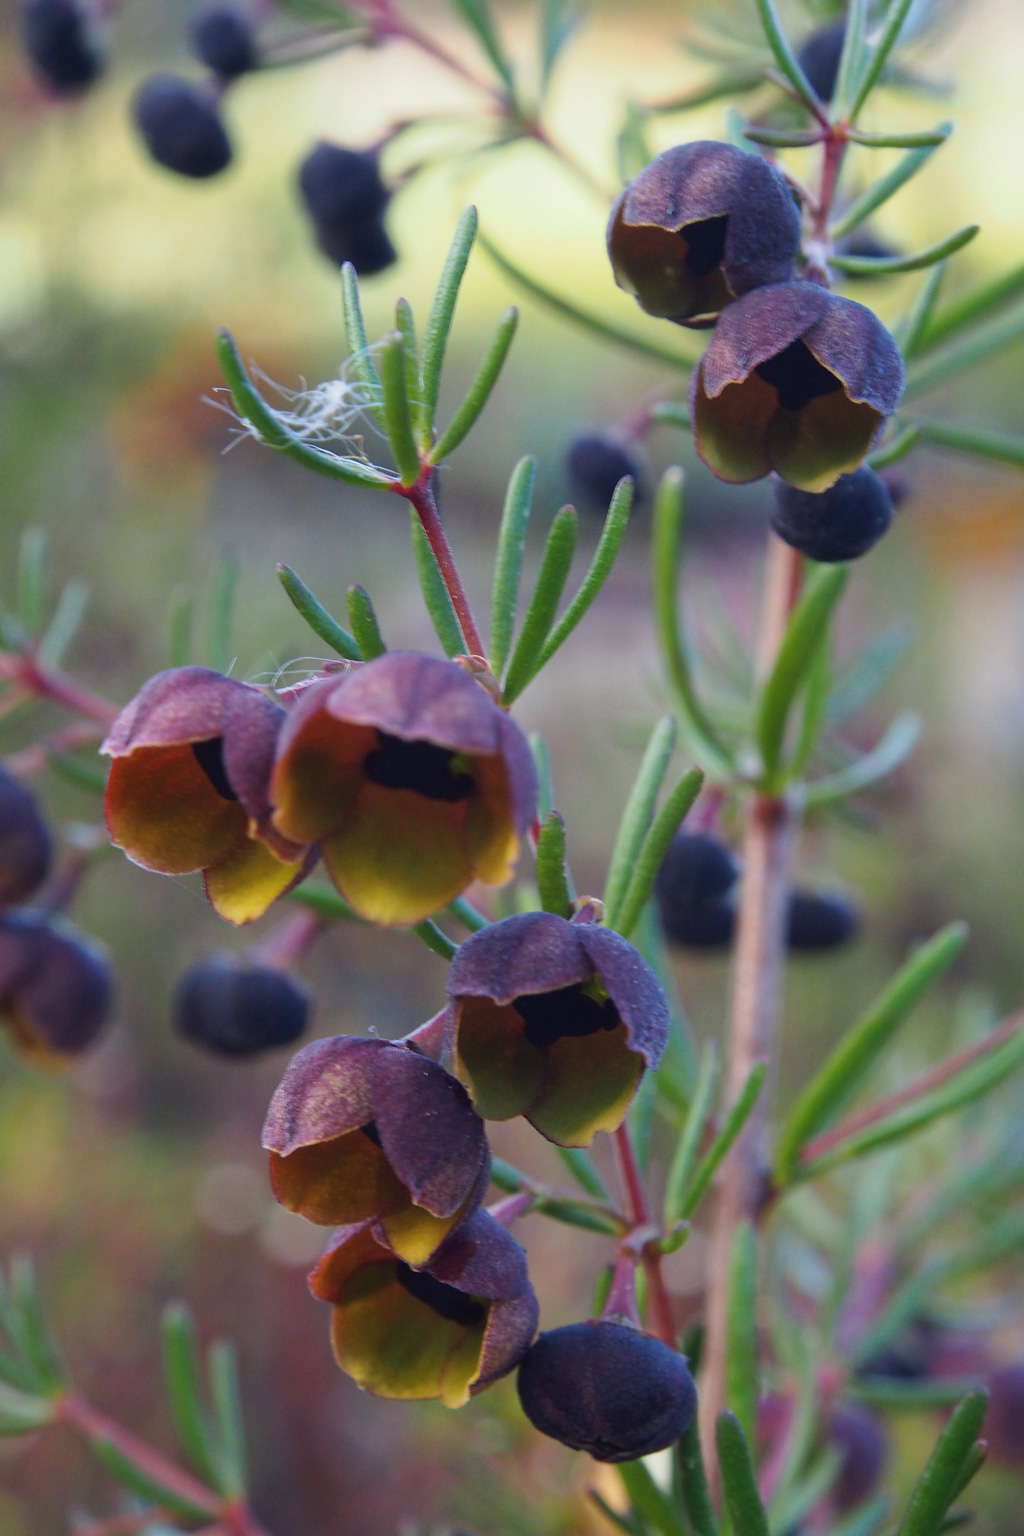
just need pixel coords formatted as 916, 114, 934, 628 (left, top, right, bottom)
403, 477, 486, 659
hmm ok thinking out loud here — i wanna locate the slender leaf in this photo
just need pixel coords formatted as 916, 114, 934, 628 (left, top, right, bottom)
757, 564, 849, 787
630, 1066, 659, 1174
89, 1438, 216, 1524
277, 564, 361, 660
867, 423, 922, 468
804, 711, 920, 806
678, 1065, 767, 1221
772, 1447, 843, 1535
490, 1157, 528, 1193
207, 554, 239, 674
852, 1378, 983, 1410
9, 1262, 62, 1394
536, 810, 574, 917
789, 629, 831, 779
161, 1305, 219, 1490
603, 717, 676, 921
899, 263, 947, 357
346, 584, 387, 659
918, 259, 1024, 352
410, 512, 464, 658
208, 1341, 247, 1499
831, 0, 870, 121
339, 262, 385, 427
501, 508, 578, 704
46, 750, 107, 794
905, 303, 1024, 395
555, 1144, 610, 1202
534, 1198, 621, 1235
490, 457, 536, 678
726, 1223, 759, 1450
849, 126, 952, 148
831, 134, 950, 240
0, 1380, 53, 1435
420, 208, 478, 435
395, 296, 422, 437
912, 418, 1024, 469
591, 1490, 648, 1536
431, 307, 517, 464
538, 0, 580, 91
647, 64, 767, 116
832, 224, 979, 276
829, 1497, 890, 1536
849, 0, 920, 120
743, 125, 824, 148
774, 922, 968, 1181
452, 0, 514, 90
37, 579, 88, 669
717, 1412, 770, 1536
617, 99, 656, 184
380, 332, 421, 486
894, 1392, 989, 1536
752, 0, 821, 113
17, 529, 46, 636
634, 901, 699, 1104
533, 474, 635, 674
168, 588, 193, 668
613, 767, 705, 939
530, 731, 554, 820
947, 1441, 986, 1505
616, 1458, 686, 1536
677, 1417, 719, 1536
664, 1046, 719, 1229
411, 920, 458, 961
650, 401, 690, 430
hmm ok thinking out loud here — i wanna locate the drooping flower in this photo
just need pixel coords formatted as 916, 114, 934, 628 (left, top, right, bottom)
174, 954, 309, 1057
263, 1035, 491, 1267
445, 912, 669, 1147
22, 0, 103, 95
0, 768, 52, 908
690, 281, 905, 492
270, 652, 536, 926
297, 142, 396, 276
102, 666, 304, 925
308, 1210, 538, 1407
655, 832, 739, 951
0, 912, 112, 1061
133, 76, 233, 179
189, 5, 258, 79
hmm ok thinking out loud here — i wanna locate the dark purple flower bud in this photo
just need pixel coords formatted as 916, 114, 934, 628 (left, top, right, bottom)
309, 1209, 537, 1405
189, 6, 258, 79
655, 834, 738, 951
263, 1035, 491, 1267
787, 891, 860, 952
796, 23, 846, 104
608, 142, 801, 328
133, 75, 233, 179
174, 954, 309, 1057
517, 1321, 697, 1461
446, 912, 670, 1147
985, 1365, 1024, 1467
660, 898, 736, 951
22, 0, 103, 95
0, 912, 112, 1060
298, 142, 396, 276
312, 214, 397, 277
690, 281, 905, 492
566, 435, 645, 514
0, 767, 52, 908
829, 1404, 888, 1511
771, 466, 894, 562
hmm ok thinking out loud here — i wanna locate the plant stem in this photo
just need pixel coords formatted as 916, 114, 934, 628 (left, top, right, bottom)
250, 907, 324, 972
402, 477, 486, 658
0, 653, 119, 726
57, 1394, 222, 1518
613, 1123, 677, 1347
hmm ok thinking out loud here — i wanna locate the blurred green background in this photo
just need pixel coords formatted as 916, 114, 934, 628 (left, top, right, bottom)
2, 0, 1024, 1531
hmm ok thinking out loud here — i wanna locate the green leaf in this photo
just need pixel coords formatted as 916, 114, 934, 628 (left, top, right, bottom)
830, 0, 870, 121
208, 1341, 247, 1500
743, 125, 823, 148
18, 528, 47, 637
501, 507, 578, 704
0, 1380, 53, 1435
533, 475, 634, 676
633, 901, 699, 1104
430, 307, 517, 464
917, 260, 1024, 352
530, 731, 554, 821
207, 553, 239, 674
849, 0, 920, 121
161, 1304, 220, 1490
829, 1497, 890, 1536
339, 263, 385, 429
911, 418, 1024, 470
555, 1144, 610, 1202
490, 457, 536, 679
756, 564, 849, 788
538, 0, 580, 92
617, 1458, 687, 1536
603, 716, 676, 922
905, 303, 1024, 396
46, 750, 107, 794
533, 1198, 622, 1235
395, 296, 422, 438
898, 263, 947, 358
410, 512, 464, 658
830, 133, 950, 241
894, 1392, 989, 1536
346, 584, 387, 659
647, 65, 768, 116
852, 1378, 983, 1410
420, 208, 478, 438
629, 1066, 659, 1174
664, 1046, 719, 1229
591, 1490, 648, 1536
752, 0, 822, 115
831, 225, 979, 276
536, 810, 574, 917
168, 588, 193, 668
277, 565, 361, 661
452, 0, 514, 90
8, 1261, 63, 1395
678, 1065, 767, 1221
676, 1416, 719, 1536
804, 711, 920, 806
774, 922, 968, 1181
849, 126, 952, 149
490, 1157, 529, 1193
616, 100, 656, 184
612, 767, 704, 940
717, 1412, 770, 1536
650, 401, 690, 430
479, 233, 698, 371
867, 423, 922, 469
90, 1437, 216, 1524
37, 579, 89, 669
380, 332, 422, 487
726, 1223, 759, 1450
215, 331, 392, 490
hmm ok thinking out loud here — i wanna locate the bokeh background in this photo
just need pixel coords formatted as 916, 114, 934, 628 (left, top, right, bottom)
2, 0, 1024, 1531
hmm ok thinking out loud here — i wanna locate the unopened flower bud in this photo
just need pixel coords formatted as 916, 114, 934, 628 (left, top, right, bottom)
298, 142, 396, 276
566, 435, 644, 514
796, 23, 846, 104
985, 1365, 1024, 1467
133, 75, 233, 179
517, 1321, 697, 1461
655, 833, 737, 951
0, 767, 52, 908
174, 954, 309, 1057
787, 891, 860, 952
0, 912, 112, 1060
190, 6, 258, 79
829, 1404, 887, 1511
771, 466, 894, 562
22, 0, 103, 95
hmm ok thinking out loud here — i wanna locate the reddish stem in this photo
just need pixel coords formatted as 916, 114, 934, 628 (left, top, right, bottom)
250, 907, 323, 971
613, 1124, 677, 1348
0, 653, 118, 726
57, 1394, 221, 1518
401, 476, 486, 660
359, 0, 506, 103
3, 719, 106, 778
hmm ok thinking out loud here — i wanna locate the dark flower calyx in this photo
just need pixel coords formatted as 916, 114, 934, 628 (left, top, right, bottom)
0, 766, 52, 908
771, 466, 894, 562
134, 75, 233, 179
23, 0, 103, 94
517, 1320, 697, 1461
395, 1262, 486, 1327
190, 6, 258, 78
174, 954, 309, 1057
566, 434, 645, 513
796, 22, 846, 104
363, 733, 474, 802
787, 891, 860, 952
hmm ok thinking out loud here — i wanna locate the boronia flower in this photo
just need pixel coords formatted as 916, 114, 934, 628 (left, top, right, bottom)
102, 666, 304, 926
690, 280, 905, 492
270, 652, 537, 926
263, 1035, 491, 1267
445, 912, 670, 1147
608, 141, 802, 328
0, 767, 52, 908
0, 912, 112, 1061
308, 1210, 538, 1408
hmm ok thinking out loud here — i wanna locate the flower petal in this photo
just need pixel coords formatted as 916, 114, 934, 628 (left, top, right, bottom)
526, 1024, 642, 1146
323, 782, 474, 925
769, 392, 883, 492
105, 745, 246, 874
204, 833, 302, 925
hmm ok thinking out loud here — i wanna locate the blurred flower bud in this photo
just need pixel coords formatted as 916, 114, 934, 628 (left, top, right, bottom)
829, 1404, 887, 1511
271, 653, 536, 926
771, 465, 894, 562
984, 1365, 1024, 1467
174, 953, 309, 1057
309, 1209, 537, 1406
298, 142, 396, 276
189, 6, 258, 79
22, 0, 103, 95
660, 900, 735, 950
0, 911, 112, 1061
655, 833, 738, 951
787, 890, 860, 951
445, 911, 669, 1147
796, 22, 846, 104
103, 666, 304, 925
133, 75, 233, 179
517, 1320, 697, 1461
0, 767, 52, 908
608, 142, 801, 328
566, 435, 644, 514
690, 282, 905, 492
264, 1035, 490, 1267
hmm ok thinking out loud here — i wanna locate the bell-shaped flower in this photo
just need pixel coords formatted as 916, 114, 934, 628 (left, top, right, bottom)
269, 652, 537, 926
263, 1035, 491, 1268
308, 1209, 538, 1408
690, 281, 905, 491
102, 666, 304, 925
608, 141, 802, 328
0, 767, 52, 908
0, 912, 112, 1061
445, 912, 669, 1147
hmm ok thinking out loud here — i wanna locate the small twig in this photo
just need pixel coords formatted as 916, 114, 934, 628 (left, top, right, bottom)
400, 475, 486, 660
57, 1395, 222, 1519
613, 1124, 677, 1347
0, 653, 118, 726
249, 907, 324, 972
3, 719, 106, 778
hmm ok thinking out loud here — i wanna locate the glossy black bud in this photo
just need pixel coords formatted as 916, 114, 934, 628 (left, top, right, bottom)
829, 1404, 887, 1512
771, 467, 894, 562
175, 954, 309, 1057
566, 435, 644, 514
134, 75, 232, 179
787, 891, 859, 952
190, 6, 258, 79
516, 1321, 697, 1462
22, 0, 103, 94
298, 142, 396, 275
0, 768, 52, 908
796, 22, 846, 104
